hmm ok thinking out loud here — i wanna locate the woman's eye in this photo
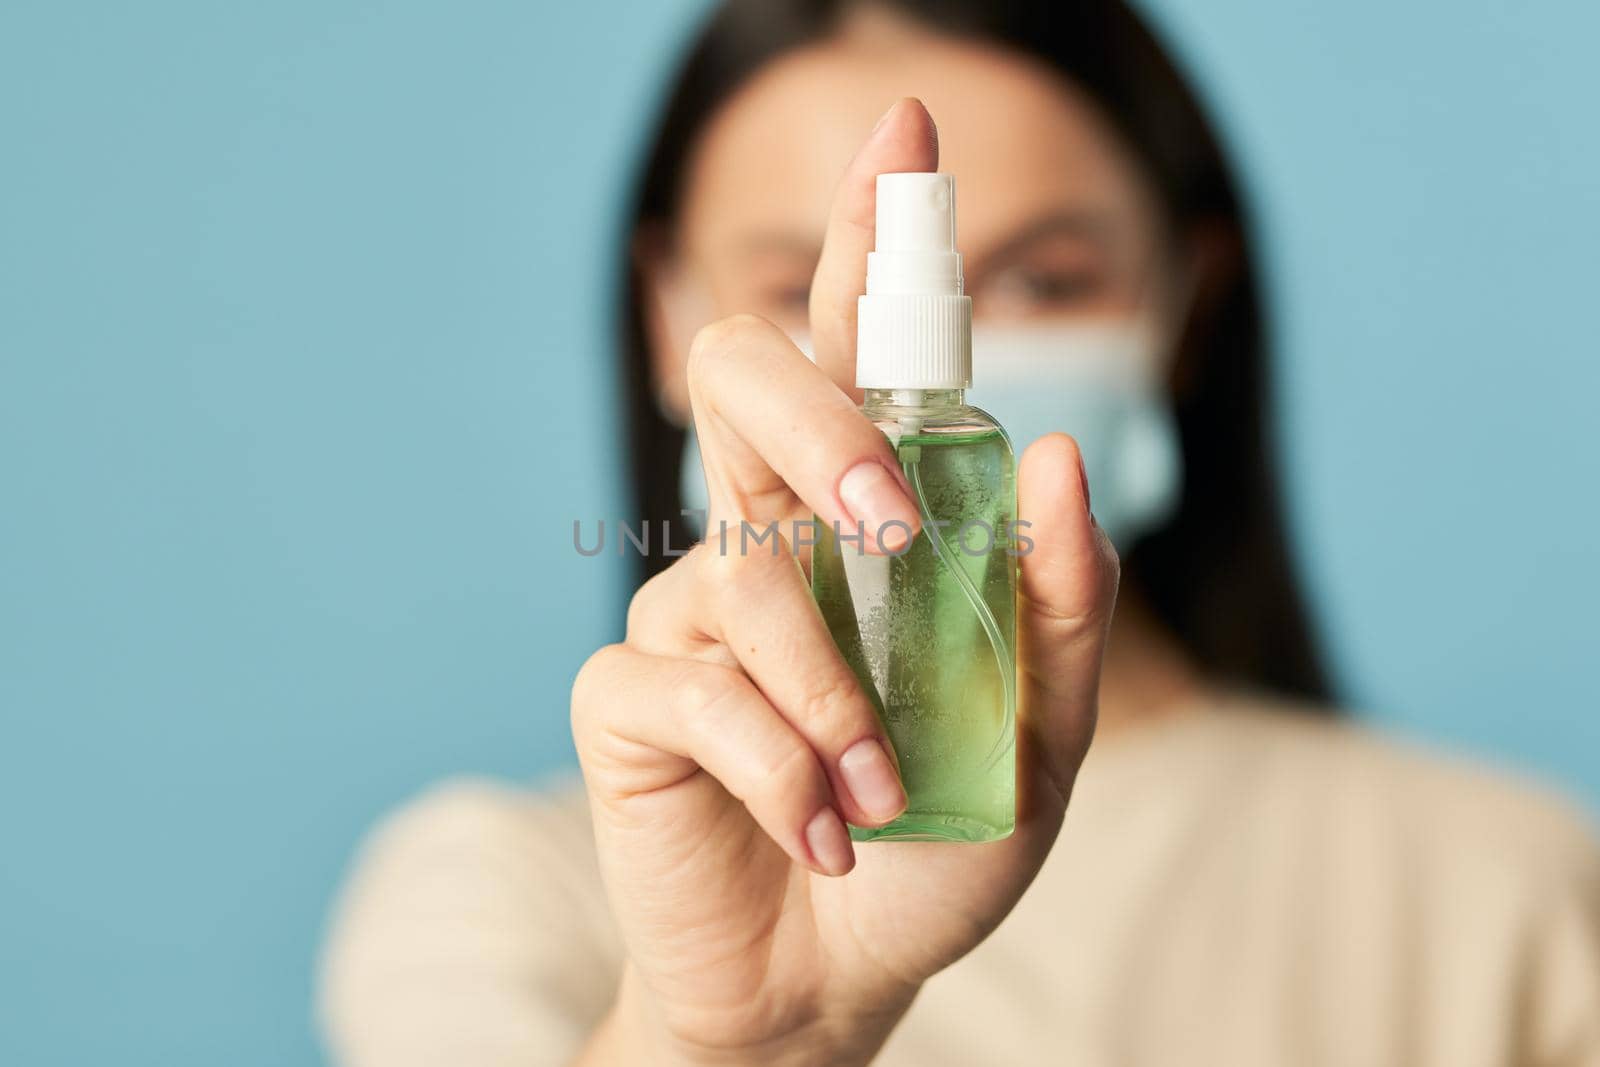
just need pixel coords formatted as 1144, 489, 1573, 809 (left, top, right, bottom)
994, 268, 1100, 308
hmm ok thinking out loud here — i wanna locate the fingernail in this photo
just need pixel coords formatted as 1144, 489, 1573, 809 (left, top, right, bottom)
1076, 448, 1091, 510
871, 99, 903, 134
839, 738, 906, 822
839, 461, 919, 553
805, 807, 855, 876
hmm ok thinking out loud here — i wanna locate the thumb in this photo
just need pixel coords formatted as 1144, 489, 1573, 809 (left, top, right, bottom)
1014, 432, 1121, 803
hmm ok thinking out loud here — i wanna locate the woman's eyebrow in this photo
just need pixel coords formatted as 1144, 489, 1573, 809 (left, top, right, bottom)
966, 210, 1114, 273
728, 214, 1110, 273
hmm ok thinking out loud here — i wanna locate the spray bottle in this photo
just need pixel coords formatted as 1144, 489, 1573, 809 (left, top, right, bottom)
812, 173, 1017, 842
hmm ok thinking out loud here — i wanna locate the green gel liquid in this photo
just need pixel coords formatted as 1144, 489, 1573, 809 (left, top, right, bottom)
813, 420, 1017, 842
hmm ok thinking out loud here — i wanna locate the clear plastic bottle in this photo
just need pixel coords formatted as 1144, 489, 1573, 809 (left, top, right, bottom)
811, 174, 1018, 842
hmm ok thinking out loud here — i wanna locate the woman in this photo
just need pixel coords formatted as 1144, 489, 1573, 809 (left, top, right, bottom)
319, 2, 1600, 1064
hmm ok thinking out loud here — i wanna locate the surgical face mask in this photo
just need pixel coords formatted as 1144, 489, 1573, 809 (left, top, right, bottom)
967, 322, 1180, 550
677, 322, 1180, 550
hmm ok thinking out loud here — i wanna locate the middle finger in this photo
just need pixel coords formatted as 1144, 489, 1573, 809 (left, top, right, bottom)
627, 542, 909, 828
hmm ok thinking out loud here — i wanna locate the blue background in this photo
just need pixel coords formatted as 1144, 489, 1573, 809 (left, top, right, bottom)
1, 1, 1595, 1063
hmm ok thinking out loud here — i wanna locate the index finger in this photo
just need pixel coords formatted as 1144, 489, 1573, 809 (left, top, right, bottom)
686, 314, 921, 554
808, 97, 940, 397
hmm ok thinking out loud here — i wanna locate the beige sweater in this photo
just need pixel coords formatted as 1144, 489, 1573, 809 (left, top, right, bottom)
319, 700, 1600, 1066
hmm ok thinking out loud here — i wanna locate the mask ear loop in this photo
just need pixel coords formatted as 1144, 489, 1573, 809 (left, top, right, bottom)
641, 244, 718, 430
1135, 242, 1213, 396
1111, 268, 1194, 546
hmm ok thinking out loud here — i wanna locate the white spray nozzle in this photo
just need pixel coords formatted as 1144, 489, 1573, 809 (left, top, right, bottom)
876, 172, 956, 252
867, 173, 964, 297
857, 173, 972, 388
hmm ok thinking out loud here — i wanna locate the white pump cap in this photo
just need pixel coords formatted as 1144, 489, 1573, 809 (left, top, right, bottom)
856, 173, 973, 389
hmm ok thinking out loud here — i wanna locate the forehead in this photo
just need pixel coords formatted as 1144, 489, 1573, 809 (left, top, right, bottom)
677, 20, 1155, 261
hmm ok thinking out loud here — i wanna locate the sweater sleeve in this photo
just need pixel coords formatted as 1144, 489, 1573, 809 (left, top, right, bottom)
1518, 803, 1600, 1067
317, 778, 623, 1067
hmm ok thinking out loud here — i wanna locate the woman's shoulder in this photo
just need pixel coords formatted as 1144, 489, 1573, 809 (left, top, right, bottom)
334, 773, 606, 922
318, 775, 618, 1063
1189, 697, 1600, 1060
1206, 693, 1600, 893
359, 773, 596, 863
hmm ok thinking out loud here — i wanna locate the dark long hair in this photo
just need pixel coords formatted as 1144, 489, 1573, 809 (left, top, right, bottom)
615, 0, 1334, 704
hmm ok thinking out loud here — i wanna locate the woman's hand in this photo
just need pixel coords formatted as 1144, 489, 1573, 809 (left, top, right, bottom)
571, 99, 1119, 1067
